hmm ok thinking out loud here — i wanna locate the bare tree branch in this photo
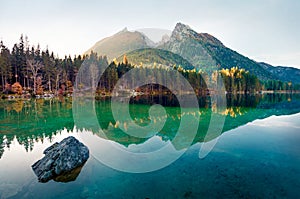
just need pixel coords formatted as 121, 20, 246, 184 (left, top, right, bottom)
26, 58, 43, 95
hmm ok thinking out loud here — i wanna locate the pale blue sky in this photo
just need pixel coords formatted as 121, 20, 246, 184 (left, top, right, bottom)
0, 0, 299, 68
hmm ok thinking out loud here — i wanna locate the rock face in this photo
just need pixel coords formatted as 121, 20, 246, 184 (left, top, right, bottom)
32, 136, 89, 183
85, 28, 152, 60
159, 22, 279, 81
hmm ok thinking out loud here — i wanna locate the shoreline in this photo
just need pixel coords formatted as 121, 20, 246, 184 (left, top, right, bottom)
1, 90, 300, 101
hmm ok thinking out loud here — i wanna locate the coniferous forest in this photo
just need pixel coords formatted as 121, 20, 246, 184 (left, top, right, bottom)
0, 35, 299, 98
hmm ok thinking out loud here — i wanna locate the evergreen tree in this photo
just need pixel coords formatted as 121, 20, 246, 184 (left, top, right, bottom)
0, 41, 12, 91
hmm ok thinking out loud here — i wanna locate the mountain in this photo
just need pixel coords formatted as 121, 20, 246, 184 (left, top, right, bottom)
85, 28, 154, 60
85, 23, 300, 84
159, 23, 278, 81
259, 62, 300, 84
117, 48, 195, 70
159, 23, 219, 72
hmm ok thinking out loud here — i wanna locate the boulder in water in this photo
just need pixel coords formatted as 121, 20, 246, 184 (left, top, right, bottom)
32, 136, 89, 183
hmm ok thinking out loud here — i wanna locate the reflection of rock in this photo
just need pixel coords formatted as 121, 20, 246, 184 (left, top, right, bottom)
53, 165, 84, 183
32, 136, 89, 183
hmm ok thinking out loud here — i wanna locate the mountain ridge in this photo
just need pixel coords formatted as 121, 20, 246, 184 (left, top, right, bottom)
84, 22, 300, 84
116, 48, 195, 70
159, 22, 277, 81
259, 62, 300, 84
85, 28, 153, 60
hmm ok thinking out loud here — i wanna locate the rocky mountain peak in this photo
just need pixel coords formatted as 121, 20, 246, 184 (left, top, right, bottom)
121, 27, 128, 32
170, 22, 194, 41
115, 27, 129, 35
174, 22, 191, 32
170, 22, 223, 46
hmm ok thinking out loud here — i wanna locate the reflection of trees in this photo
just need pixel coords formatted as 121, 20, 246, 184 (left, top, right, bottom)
0, 98, 74, 154
226, 94, 260, 107
0, 136, 4, 159
95, 94, 300, 149
1, 93, 300, 158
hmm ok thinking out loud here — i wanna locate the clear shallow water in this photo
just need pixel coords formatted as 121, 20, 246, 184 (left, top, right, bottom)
0, 94, 300, 198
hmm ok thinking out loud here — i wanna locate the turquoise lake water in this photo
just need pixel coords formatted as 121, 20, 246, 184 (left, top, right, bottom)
0, 94, 300, 198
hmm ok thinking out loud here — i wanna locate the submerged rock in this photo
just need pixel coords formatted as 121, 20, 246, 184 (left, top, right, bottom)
53, 164, 84, 183
32, 136, 89, 183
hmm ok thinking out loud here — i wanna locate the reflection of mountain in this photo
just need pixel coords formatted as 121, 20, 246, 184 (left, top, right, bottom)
1, 94, 300, 158
222, 94, 300, 131
96, 94, 300, 149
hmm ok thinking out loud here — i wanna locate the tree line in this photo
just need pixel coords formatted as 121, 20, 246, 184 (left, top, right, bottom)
0, 35, 84, 95
95, 59, 298, 95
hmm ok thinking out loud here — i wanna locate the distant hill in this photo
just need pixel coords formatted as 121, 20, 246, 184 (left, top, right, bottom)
259, 62, 300, 84
85, 28, 154, 60
117, 48, 195, 70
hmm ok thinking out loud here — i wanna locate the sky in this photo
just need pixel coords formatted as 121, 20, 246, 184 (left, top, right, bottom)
0, 0, 300, 68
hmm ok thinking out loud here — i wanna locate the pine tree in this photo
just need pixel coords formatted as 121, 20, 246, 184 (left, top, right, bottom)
0, 41, 12, 91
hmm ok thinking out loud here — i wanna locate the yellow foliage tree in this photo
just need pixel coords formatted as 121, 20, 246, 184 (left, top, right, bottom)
123, 54, 128, 65
11, 82, 23, 95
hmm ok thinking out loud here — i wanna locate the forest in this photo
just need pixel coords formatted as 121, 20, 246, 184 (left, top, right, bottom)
0, 35, 84, 96
0, 35, 298, 98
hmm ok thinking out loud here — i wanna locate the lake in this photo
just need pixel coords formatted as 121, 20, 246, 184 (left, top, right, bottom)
0, 94, 300, 198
